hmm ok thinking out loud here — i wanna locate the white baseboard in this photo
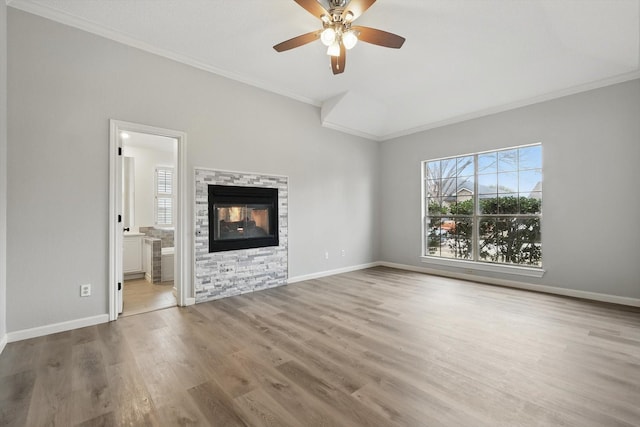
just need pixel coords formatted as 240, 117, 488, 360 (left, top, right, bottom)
288, 262, 380, 284
176, 284, 195, 306
5, 260, 635, 346
7, 314, 110, 343
378, 261, 640, 308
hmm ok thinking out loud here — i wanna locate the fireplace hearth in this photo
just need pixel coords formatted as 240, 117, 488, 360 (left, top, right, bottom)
208, 185, 279, 252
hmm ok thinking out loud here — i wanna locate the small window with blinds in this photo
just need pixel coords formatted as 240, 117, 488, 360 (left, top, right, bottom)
155, 167, 174, 226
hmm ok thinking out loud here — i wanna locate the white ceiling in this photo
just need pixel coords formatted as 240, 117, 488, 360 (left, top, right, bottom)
8, 0, 640, 141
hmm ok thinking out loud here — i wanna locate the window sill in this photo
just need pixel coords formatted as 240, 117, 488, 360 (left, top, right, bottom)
420, 256, 545, 278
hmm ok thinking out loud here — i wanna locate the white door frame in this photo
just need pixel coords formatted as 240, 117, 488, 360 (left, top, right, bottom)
108, 119, 189, 321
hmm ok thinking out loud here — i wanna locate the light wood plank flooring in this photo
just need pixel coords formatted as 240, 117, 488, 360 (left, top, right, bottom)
1, 267, 639, 426
122, 279, 176, 317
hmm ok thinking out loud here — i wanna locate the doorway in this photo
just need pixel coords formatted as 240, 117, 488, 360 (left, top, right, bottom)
109, 120, 188, 321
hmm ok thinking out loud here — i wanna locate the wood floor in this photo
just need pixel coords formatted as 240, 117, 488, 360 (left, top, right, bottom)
1, 267, 639, 426
122, 279, 176, 317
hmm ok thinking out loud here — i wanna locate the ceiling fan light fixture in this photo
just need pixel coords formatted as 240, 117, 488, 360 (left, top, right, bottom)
343, 11, 355, 23
327, 41, 341, 57
342, 30, 358, 49
274, 0, 406, 75
320, 27, 337, 46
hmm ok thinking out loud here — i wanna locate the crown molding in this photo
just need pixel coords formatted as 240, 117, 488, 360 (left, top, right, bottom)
8, 0, 639, 142
380, 70, 640, 141
6, 0, 322, 108
321, 120, 383, 141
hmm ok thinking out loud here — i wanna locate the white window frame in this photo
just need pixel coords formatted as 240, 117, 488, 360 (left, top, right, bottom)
155, 166, 174, 227
421, 143, 545, 278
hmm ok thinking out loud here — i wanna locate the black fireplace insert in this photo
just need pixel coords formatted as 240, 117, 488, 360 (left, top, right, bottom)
208, 185, 279, 252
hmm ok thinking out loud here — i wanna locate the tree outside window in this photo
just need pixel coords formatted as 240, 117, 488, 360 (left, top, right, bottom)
424, 144, 542, 267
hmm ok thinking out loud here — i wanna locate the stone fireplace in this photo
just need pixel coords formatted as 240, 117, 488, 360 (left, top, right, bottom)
195, 169, 288, 303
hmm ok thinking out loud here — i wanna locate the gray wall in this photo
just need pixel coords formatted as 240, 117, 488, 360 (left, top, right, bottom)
0, 1, 8, 344
380, 79, 640, 299
7, 10, 379, 332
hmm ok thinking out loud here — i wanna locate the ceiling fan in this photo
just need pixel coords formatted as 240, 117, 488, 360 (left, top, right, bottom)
273, 0, 405, 75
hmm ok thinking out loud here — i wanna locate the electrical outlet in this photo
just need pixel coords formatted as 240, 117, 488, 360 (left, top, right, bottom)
80, 284, 91, 297
324, 251, 329, 260
341, 249, 346, 257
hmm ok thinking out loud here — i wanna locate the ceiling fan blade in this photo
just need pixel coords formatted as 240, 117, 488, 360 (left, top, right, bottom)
294, 0, 329, 19
331, 43, 346, 75
342, 0, 376, 22
273, 31, 320, 52
352, 26, 405, 49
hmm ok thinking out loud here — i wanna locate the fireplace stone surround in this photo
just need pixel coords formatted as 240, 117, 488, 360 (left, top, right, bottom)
194, 169, 288, 303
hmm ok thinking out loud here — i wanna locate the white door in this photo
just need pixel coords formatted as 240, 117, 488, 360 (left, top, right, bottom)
109, 119, 188, 321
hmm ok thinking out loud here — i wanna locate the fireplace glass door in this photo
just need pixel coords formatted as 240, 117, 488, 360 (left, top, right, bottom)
214, 204, 272, 240
208, 185, 279, 252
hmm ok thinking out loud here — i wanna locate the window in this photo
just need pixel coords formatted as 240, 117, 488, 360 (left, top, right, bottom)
155, 167, 174, 226
423, 144, 542, 270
